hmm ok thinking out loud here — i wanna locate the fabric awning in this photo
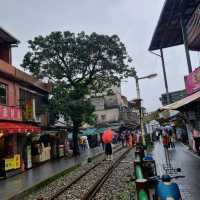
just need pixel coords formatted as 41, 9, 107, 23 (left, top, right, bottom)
161, 90, 200, 110
0, 122, 41, 135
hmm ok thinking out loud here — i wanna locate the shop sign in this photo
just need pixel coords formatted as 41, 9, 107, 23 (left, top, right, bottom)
5, 154, 20, 171
185, 67, 200, 95
0, 105, 22, 121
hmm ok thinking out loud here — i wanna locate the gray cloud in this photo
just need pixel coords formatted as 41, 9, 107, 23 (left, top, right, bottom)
1, 0, 198, 111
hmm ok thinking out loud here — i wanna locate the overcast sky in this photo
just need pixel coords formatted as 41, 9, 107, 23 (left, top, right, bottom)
1, 0, 200, 111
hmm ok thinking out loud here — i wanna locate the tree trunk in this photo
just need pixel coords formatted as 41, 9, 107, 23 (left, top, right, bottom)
72, 121, 80, 155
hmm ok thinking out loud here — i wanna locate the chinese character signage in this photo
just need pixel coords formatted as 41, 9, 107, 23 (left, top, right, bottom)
5, 154, 21, 171
185, 67, 200, 95
0, 105, 22, 121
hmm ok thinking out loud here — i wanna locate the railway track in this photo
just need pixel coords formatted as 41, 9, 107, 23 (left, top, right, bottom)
50, 148, 129, 200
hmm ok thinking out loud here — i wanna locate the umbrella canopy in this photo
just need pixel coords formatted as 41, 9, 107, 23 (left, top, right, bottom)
81, 128, 97, 136
102, 128, 113, 144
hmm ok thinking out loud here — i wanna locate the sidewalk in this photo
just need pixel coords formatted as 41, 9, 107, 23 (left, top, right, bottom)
0, 145, 108, 200
152, 142, 200, 200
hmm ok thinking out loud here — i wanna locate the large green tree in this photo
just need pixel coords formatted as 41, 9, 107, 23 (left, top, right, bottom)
22, 31, 134, 155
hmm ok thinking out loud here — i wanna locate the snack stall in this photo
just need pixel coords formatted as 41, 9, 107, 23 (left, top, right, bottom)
31, 134, 51, 164
0, 122, 41, 178
39, 130, 68, 159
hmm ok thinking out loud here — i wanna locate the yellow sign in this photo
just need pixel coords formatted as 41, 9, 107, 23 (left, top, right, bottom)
5, 154, 21, 171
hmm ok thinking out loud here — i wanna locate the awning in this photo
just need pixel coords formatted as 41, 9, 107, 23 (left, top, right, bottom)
161, 90, 200, 110
149, 0, 200, 51
0, 122, 41, 135
81, 128, 97, 136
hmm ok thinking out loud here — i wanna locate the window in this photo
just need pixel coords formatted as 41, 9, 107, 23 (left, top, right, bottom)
0, 83, 7, 105
101, 114, 106, 120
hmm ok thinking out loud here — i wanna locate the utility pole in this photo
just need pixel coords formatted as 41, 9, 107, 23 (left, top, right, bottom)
180, 16, 193, 74
135, 76, 141, 99
134, 73, 157, 145
160, 49, 170, 104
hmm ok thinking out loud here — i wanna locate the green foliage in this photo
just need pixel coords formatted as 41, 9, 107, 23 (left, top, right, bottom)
22, 31, 134, 126
49, 83, 95, 125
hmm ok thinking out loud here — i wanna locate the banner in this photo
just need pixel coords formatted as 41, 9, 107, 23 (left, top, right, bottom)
185, 66, 200, 95
0, 105, 22, 121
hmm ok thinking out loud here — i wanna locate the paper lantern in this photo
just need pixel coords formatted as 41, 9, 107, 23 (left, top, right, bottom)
102, 128, 113, 144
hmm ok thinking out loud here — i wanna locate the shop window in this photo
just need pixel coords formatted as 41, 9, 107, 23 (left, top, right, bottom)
0, 83, 7, 105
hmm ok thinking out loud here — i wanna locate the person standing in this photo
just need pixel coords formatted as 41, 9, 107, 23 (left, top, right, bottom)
120, 132, 125, 148
128, 134, 133, 149
125, 130, 129, 147
100, 133, 105, 150
105, 143, 112, 161
193, 128, 200, 155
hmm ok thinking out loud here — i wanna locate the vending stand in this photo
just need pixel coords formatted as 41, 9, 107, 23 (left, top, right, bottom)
0, 122, 41, 178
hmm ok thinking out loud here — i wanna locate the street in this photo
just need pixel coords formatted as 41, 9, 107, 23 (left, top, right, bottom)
153, 142, 200, 200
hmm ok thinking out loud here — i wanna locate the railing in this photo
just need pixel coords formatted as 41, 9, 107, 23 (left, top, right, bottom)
135, 147, 149, 200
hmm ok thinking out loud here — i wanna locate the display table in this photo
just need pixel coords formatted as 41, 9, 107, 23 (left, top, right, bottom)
32, 145, 51, 163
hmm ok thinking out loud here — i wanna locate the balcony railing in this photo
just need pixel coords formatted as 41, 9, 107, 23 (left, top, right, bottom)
0, 105, 22, 121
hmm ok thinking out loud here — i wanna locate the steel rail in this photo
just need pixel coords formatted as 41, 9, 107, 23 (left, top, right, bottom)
81, 149, 130, 200
49, 146, 125, 200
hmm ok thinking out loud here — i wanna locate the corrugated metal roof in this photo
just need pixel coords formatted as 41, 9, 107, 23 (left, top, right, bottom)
161, 90, 200, 110
149, 0, 200, 51
0, 27, 20, 44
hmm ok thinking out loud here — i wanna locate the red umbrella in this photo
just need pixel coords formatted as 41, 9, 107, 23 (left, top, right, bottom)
102, 128, 113, 144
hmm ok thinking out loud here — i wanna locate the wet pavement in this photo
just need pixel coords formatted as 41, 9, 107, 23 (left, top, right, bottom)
152, 142, 200, 200
0, 146, 108, 200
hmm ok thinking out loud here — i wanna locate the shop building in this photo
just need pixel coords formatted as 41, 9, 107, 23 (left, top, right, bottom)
0, 27, 51, 178
161, 67, 200, 148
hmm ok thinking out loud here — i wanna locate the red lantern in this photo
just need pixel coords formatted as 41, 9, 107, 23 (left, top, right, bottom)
102, 128, 113, 144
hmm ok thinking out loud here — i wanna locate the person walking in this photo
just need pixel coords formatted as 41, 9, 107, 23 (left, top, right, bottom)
171, 132, 176, 149
162, 132, 170, 149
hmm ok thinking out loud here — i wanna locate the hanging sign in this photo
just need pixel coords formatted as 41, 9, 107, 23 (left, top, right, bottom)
185, 67, 200, 95
0, 105, 22, 121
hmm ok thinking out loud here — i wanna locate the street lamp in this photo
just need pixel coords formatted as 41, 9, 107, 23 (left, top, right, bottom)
135, 73, 157, 99
134, 72, 157, 145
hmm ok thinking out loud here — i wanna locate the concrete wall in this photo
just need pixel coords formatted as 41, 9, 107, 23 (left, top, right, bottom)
0, 44, 11, 64
95, 108, 120, 124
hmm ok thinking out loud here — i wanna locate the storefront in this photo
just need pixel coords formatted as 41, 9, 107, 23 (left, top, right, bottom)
161, 90, 200, 148
0, 122, 40, 178
33, 131, 69, 160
